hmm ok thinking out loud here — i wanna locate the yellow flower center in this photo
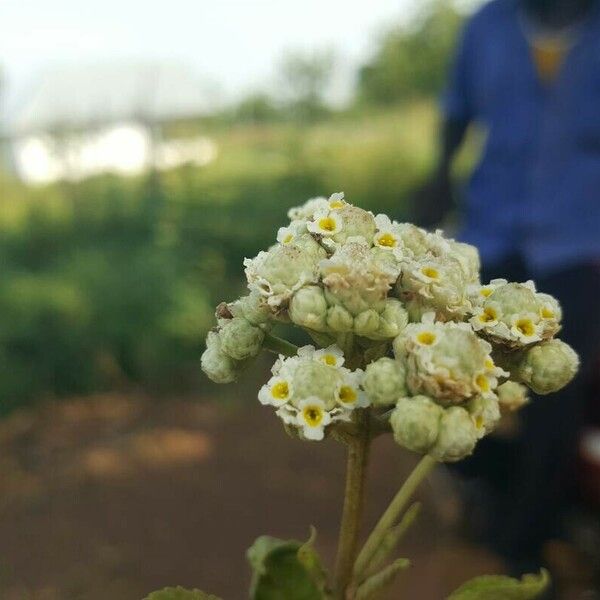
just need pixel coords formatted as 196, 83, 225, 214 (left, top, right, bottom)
338, 385, 357, 404
515, 318, 535, 337
282, 233, 294, 244
475, 415, 484, 429
271, 381, 290, 400
484, 357, 495, 370
416, 331, 437, 345
322, 354, 337, 366
421, 266, 439, 279
329, 199, 345, 209
540, 306, 554, 319
318, 216, 337, 232
377, 232, 397, 248
475, 373, 490, 393
480, 287, 493, 298
303, 405, 323, 427
479, 307, 498, 323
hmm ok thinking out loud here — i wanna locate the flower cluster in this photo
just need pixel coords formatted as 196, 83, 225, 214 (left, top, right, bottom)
201, 292, 272, 383
202, 193, 579, 461
259, 345, 367, 440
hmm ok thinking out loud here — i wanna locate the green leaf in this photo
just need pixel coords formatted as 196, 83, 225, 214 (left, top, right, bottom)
247, 528, 329, 599
143, 587, 222, 600
447, 569, 550, 600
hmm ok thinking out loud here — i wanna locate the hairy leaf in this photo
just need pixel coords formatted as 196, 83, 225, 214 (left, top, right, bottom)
448, 569, 550, 600
247, 528, 329, 599
143, 587, 221, 600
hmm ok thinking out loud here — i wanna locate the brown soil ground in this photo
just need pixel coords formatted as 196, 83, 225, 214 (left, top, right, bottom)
0, 389, 595, 599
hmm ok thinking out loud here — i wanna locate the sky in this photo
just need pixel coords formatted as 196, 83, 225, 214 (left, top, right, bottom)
0, 0, 480, 119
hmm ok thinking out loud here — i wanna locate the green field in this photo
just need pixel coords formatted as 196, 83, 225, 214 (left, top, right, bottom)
0, 100, 481, 410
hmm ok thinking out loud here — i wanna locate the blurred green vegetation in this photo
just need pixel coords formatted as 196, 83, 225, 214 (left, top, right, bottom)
0, 1, 472, 410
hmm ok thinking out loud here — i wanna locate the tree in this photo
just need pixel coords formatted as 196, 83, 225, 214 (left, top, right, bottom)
357, 1, 463, 105
277, 49, 335, 122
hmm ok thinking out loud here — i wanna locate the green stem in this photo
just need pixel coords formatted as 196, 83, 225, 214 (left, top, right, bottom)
353, 455, 437, 582
334, 413, 371, 599
263, 333, 299, 357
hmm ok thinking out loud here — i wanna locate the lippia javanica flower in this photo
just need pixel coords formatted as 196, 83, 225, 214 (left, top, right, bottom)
201, 193, 579, 460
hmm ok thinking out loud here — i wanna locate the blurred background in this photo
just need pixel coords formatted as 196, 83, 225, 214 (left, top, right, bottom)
0, 0, 598, 598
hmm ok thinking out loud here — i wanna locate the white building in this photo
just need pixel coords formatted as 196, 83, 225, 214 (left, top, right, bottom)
5, 62, 219, 185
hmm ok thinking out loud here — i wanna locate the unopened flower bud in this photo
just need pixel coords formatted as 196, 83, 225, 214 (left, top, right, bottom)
429, 406, 478, 462
219, 317, 265, 361
327, 305, 354, 332
228, 292, 271, 326
363, 358, 407, 407
496, 381, 529, 412
391, 395, 443, 454
374, 298, 409, 339
331, 205, 376, 244
201, 331, 239, 383
517, 339, 579, 394
289, 285, 328, 332
354, 309, 380, 336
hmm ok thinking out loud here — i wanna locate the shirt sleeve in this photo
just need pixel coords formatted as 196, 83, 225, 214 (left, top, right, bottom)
442, 17, 478, 122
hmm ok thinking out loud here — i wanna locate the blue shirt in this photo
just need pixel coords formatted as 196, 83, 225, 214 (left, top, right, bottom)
444, 0, 600, 275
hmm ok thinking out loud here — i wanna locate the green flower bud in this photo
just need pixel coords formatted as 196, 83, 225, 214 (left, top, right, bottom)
244, 240, 326, 307
290, 233, 327, 260
517, 339, 579, 394
401, 319, 494, 404
227, 292, 271, 326
474, 282, 544, 348
289, 285, 328, 332
327, 305, 354, 332
290, 361, 343, 410
372, 298, 409, 340
391, 395, 443, 453
201, 331, 238, 383
321, 238, 398, 315
219, 317, 265, 361
429, 406, 478, 462
395, 223, 431, 257
331, 205, 376, 244
496, 381, 529, 412
363, 358, 407, 407
448, 241, 480, 283
395, 256, 471, 319
354, 309, 380, 337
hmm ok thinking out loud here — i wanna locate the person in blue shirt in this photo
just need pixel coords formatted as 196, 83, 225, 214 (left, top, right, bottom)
418, 0, 600, 581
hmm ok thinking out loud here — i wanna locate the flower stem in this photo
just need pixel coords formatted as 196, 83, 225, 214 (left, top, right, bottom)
263, 333, 299, 357
334, 412, 371, 599
353, 455, 437, 582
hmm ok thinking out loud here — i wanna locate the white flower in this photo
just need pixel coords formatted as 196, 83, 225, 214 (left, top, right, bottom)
407, 314, 442, 348
373, 214, 403, 252
258, 375, 293, 407
277, 226, 296, 245
327, 192, 347, 210
484, 355, 509, 379
470, 302, 502, 331
335, 369, 368, 409
308, 209, 344, 236
475, 279, 507, 300
413, 262, 443, 284
472, 371, 496, 398
510, 313, 542, 344
314, 345, 345, 368
296, 397, 332, 440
